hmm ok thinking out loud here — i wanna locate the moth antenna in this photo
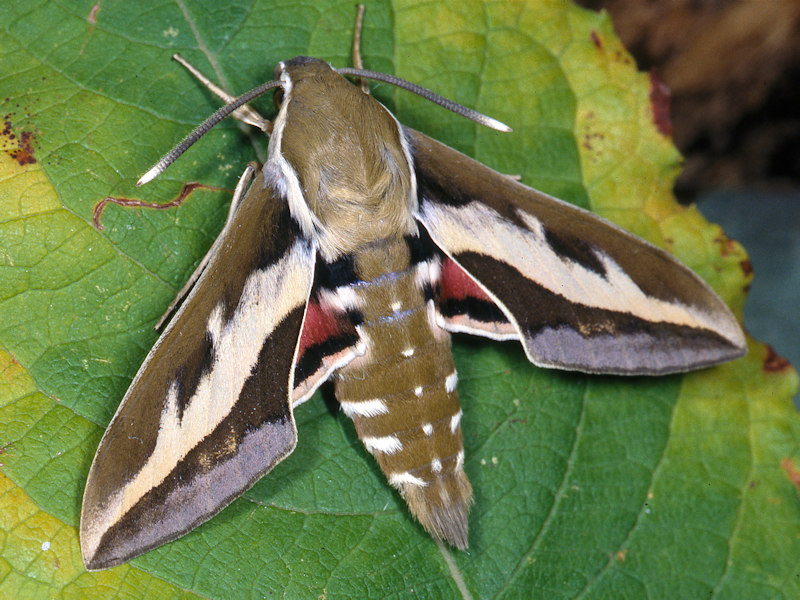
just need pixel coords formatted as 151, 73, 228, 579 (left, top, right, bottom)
337, 67, 512, 132
137, 79, 283, 186
351, 5, 369, 94
172, 54, 273, 133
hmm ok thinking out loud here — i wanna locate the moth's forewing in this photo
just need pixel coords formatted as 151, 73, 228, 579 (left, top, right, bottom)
80, 173, 316, 570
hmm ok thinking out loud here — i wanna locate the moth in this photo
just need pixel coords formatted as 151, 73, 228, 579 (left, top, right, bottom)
80, 19, 746, 570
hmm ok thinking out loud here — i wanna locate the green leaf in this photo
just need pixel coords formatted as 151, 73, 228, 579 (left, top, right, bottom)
1, 1, 798, 598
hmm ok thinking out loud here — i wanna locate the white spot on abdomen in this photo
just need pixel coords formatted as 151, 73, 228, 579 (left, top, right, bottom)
362, 435, 402, 455
389, 472, 427, 487
450, 410, 462, 434
445, 371, 458, 393
340, 398, 389, 418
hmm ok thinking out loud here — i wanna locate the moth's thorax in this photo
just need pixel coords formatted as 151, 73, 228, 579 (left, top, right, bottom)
271, 58, 417, 258
333, 236, 471, 547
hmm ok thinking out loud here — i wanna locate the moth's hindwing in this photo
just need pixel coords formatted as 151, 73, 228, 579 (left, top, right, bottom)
408, 128, 746, 374
80, 171, 316, 570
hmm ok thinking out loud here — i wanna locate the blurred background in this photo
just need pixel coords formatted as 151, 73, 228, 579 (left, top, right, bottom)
576, 0, 800, 404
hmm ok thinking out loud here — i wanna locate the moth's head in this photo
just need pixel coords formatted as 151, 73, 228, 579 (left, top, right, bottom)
272, 57, 338, 108
274, 56, 329, 78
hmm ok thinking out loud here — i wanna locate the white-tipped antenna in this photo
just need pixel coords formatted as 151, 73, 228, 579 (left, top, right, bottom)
137, 79, 283, 186
337, 67, 512, 132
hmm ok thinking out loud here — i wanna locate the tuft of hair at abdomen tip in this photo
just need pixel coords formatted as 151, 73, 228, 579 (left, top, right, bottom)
403, 468, 473, 549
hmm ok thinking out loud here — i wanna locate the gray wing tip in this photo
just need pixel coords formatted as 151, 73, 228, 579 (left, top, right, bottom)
82, 549, 122, 572
521, 323, 748, 376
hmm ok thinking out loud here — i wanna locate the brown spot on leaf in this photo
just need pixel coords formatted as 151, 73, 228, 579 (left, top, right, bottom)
714, 232, 740, 257
1, 116, 37, 166
581, 132, 605, 152
781, 458, 800, 496
649, 69, 672, 137
614, 50, 631, 66
739, 258, 753, 277
615, 549, 628, 562
763, 345, 791, 373
591, 29, 603, 50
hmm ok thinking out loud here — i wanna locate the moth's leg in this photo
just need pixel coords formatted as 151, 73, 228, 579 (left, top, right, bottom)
351, 4, 369, 94
155, 162, 259, 330
93, 182, 231, 230
172, 54, 273, 134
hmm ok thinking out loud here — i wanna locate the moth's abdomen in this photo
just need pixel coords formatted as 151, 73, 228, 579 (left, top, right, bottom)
332, 237, 472, 548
